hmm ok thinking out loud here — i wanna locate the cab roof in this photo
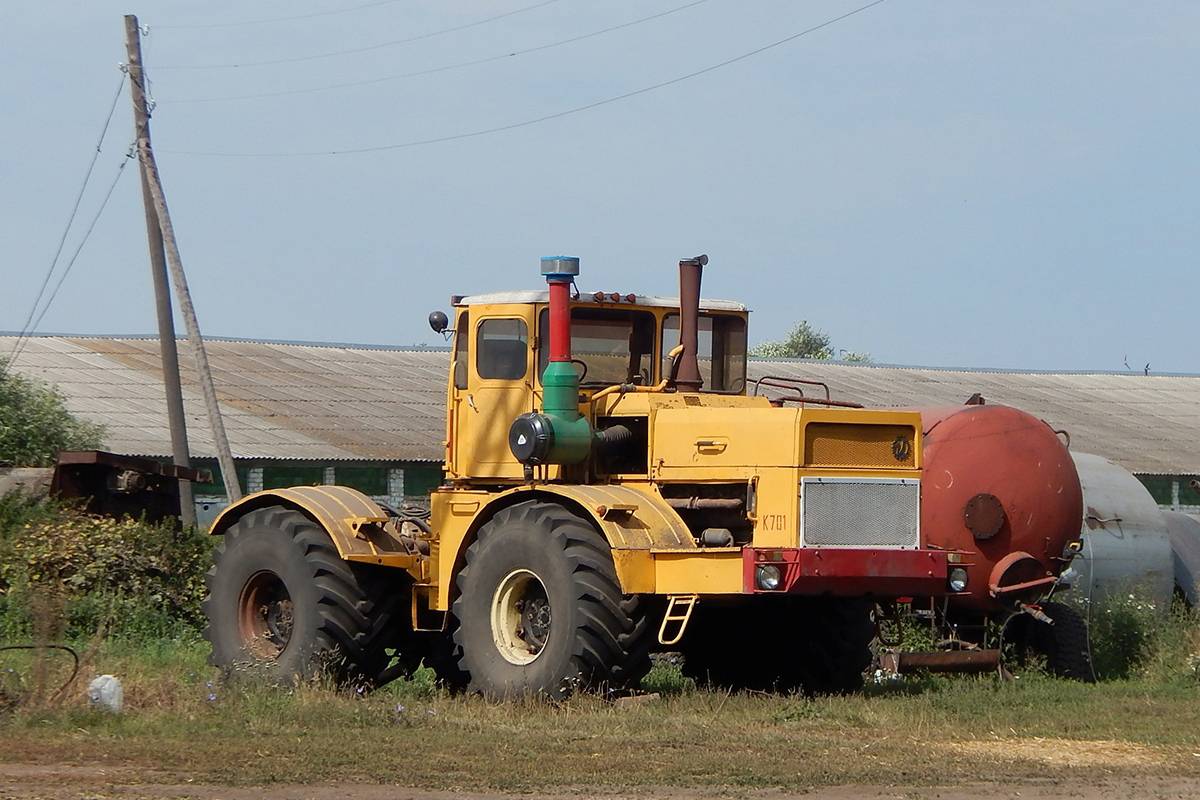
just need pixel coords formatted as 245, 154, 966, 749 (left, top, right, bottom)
455, 290, 748, 313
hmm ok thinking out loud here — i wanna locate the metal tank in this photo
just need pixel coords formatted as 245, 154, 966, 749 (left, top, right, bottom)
1066, 452, 1174, 610
914, 404, 1083, 613
1162, 511, 1200, 606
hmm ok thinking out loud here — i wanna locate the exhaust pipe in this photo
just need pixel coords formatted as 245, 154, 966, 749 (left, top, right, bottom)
675, 254, 707, 393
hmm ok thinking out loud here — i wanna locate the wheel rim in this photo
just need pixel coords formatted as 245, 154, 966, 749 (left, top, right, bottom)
491, 568, 551, 665
237, 570, 294, 661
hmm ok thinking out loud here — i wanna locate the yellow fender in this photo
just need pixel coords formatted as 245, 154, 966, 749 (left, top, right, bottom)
210, 486, 420, 571
431, 484, 705, 608
533, 484, 696, 551
516, 485, 741, 595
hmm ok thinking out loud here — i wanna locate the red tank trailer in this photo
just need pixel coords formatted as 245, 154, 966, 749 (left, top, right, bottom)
878, 403, 1091, 680
916, 404, 1083, 613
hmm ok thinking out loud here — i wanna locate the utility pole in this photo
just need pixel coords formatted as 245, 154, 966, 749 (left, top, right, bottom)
125, 14, 196, 527
125, 15, 244, 508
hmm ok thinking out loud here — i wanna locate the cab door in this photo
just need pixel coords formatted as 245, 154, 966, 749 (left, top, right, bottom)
452, 314, 535, 480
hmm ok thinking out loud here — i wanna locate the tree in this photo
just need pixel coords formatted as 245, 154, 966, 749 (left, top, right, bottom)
0, 359, 104, 467
748, 321, 872, 363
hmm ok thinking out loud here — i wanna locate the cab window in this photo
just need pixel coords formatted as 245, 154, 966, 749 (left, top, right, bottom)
452, 310, 469, 389
661, 313, 747, 393
538, 307, 656, 387
476, 318, 528, 380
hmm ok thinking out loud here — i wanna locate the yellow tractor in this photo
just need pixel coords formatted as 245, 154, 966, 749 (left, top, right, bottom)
203, 255, 969, 698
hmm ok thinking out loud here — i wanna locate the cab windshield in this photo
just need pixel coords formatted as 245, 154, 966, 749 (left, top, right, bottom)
537, 307, 657, 388
536, 306, 748, 393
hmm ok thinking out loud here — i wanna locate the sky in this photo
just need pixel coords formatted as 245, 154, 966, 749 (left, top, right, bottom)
1, 1, 1197, 373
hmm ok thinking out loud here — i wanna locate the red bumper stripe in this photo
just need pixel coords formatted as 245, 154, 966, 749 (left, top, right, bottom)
744, 547, 952, 597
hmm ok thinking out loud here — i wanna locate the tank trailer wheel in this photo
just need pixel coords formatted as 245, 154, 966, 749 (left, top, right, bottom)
452, 500, 652, 701
1004, 600, 1094, 682
203, 505, 414, 688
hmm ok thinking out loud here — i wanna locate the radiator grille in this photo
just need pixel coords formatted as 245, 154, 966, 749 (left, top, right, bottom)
804, 423, 917, 468
800, 478, 920, 548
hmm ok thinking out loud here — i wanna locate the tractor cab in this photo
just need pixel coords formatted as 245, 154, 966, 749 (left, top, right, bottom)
431, 273, 749, 482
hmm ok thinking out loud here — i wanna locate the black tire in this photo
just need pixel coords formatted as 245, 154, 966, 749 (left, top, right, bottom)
451, 500, 652, 701
1004, 600, 1094, 682
202, 505, 414, 687
681, 596, 872, 695
680, 599, 772, 689
794, 598, 874, 695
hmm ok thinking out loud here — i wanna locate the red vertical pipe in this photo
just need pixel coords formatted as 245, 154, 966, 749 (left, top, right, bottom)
548, 277, 572, 363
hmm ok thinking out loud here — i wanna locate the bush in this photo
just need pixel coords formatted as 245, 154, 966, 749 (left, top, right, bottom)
378, 663, 440, 701
1065, 588, 1200, 683
1081, 591, 1160, 680
0, 499, 214, 642
640, 655, 695, 695
0, 358, 104, 467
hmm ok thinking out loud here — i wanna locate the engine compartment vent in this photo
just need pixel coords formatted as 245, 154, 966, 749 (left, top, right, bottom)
800, 477, 920, 548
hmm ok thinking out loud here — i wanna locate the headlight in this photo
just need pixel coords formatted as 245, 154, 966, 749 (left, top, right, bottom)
948, 567, 969, 593
755, 564, 782, 591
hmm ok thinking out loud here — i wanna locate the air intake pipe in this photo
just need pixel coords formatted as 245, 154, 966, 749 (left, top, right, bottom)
508, 257, 594, 466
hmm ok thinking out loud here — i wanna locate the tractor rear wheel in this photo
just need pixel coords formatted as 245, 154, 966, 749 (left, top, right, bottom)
203, 505, 413, 687
681, 596, 872, 695
793, 597, 875, 695
452, 500, 651, 700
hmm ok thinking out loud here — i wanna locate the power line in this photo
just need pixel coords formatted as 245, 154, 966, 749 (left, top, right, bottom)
7, 140, 137, 369
159, 0, 404, 30
15, 72, 126, 336
164, 0, 711, 105
6, 72, 128, 371
156, 0, 560, 70
26, 144, 138, 340
165, 0, 889, 159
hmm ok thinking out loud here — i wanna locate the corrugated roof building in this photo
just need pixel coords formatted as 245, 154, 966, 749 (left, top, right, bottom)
2, 335, 448, 523
4, 335, 1199, 516
4, 336, 446, 462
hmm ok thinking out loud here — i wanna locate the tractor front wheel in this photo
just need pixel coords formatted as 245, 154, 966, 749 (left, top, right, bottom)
452, 501, 651, 700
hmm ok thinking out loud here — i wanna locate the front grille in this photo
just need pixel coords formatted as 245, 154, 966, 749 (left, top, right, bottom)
800, 477, 920, 548
803, 423, 916, 468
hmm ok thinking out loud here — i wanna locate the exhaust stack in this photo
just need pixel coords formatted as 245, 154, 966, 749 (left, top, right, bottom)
675, 254, 708, 393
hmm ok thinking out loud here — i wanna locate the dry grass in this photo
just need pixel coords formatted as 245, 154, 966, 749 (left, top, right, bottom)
2, 641, 1200, 793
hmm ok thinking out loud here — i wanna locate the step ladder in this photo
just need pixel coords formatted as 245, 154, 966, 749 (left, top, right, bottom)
658, 594, 698, 646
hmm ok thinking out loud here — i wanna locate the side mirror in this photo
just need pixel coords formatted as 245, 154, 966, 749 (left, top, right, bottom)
428, 311, 449, 334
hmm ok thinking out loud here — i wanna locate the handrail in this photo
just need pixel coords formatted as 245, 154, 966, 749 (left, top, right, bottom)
749, 375, 863, 409
750, 375, 833, 401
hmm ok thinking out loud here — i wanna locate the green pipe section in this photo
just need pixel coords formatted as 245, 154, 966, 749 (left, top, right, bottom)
540, 360, 593, 464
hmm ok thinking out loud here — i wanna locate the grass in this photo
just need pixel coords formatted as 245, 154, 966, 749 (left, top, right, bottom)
1, 495, 1197, 793
1, 637, 1199, 792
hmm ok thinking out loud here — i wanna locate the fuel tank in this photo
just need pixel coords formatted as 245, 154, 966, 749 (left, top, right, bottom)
913, 405, 1083, 612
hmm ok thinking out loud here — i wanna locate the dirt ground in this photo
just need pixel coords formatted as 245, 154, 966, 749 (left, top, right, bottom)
3, 764, 1200, 800
4, 729, 1198, 800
